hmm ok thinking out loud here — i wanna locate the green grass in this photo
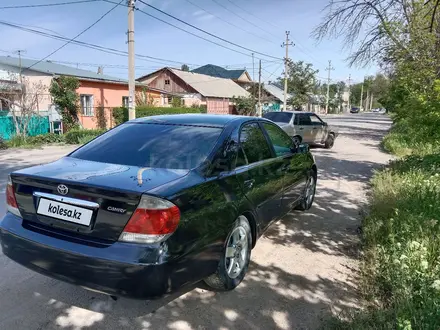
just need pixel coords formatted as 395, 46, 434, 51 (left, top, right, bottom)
327, 137, 440, 329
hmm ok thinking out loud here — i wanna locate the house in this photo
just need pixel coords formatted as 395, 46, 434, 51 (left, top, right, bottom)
191, 64, 253, 89
0, 56, 162, 129
137, 67, 250, 114
262, 83, 294, 112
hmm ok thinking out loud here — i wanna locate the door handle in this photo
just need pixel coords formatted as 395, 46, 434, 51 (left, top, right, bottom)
243, 179, 255, 189
299, 127, 304, 130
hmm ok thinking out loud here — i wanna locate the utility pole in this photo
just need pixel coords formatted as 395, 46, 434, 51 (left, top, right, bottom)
258, 59, 262, 117
370, 92, 374, 111
281, 31, 293, 112
127, 0, 136, 121
252, 53, 255, 82
325, 60, 335, 114
347, 74, 352, 112
14, 50, 26, 108
360, 77, 364, 111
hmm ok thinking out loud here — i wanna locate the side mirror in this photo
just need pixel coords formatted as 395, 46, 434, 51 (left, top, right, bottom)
323, 122, 328, 126
298, 143, 310, 153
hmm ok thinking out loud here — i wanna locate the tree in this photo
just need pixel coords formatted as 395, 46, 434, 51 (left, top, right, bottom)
181, 64, 190, 71
278, 60, 318, 109
49, 76, 80, 131
231, 95, 256, 116
0, 73, 47, 137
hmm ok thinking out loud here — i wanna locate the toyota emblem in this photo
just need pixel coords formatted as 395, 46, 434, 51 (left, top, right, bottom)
57, 184, 69, 195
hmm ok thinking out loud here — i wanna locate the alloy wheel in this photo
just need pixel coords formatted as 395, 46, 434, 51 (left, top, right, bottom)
224, 226, 249, 279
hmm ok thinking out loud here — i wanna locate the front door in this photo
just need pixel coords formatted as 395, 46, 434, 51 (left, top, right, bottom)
309, 114, 326, 143
296, 113, 325, 144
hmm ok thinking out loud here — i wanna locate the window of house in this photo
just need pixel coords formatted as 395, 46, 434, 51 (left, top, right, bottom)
122, 96, 129, 108
80, 94, 94, 116
167, 96, 172, 104
165, 79, 170, 85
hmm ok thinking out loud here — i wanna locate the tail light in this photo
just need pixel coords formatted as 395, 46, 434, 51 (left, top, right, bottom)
119, 195, 180, 244
6, 175, 21, 217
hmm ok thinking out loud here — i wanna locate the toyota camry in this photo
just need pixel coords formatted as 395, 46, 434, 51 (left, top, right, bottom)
1, 114, 317, 299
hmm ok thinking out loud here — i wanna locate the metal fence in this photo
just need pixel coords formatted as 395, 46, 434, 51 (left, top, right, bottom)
0, 115, 50, 140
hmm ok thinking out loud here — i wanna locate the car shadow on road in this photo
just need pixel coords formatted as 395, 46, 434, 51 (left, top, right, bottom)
21, 256, 359, 330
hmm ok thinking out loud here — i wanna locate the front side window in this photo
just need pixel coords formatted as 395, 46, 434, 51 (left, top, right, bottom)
261, 123, 293, 156
310, 114, 323, 125
239, 123, 272, 164
296, 114, 312, 125
70, 123, 222, 170
80, 94, 94, 116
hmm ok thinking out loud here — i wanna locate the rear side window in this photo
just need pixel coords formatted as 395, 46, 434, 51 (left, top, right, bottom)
69, 123, 222, 169
263, 112, 293, 123
261, 123, 293, 156
239, 123, 272, 164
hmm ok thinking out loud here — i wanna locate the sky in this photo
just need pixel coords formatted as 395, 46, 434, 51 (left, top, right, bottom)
0, 0, 378, 85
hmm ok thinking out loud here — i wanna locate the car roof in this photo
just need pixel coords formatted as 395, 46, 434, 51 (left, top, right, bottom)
131, 114, 262, 128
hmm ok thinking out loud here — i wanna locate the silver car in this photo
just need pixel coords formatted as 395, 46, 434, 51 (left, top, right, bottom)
263, 111, 338, 149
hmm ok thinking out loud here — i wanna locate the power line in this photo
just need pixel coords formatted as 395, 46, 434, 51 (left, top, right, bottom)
262, 62, 284, 81
225, 0, 281, 31
26, 0, 123, 70
182, 0, 276, 45
0, 0, 100, 9
211, 0, 277, 38
0, 20, 202, 66
135, 0, 282, 60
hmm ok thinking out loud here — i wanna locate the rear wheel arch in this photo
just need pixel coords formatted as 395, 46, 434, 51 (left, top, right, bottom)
241, 211, 257, 249
311, 164, 317, 178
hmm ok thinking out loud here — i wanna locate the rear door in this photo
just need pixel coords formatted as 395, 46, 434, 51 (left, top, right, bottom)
260, 122, 307, 215
235, 122, 286, 231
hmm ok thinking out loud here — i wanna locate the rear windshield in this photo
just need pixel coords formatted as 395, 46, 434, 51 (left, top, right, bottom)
263, 112, 293, 123
69, 123, 222, 169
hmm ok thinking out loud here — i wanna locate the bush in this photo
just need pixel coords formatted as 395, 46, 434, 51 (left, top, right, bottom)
112, 106, 204, 125
77, 134, 97, 145
6, 133, 65, 148
0, 137, 7, 150
65, 129, 105, 144
29, 133, 65, 145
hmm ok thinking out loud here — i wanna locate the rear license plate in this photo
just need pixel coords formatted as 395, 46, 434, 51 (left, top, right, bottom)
37, 198, 93, 226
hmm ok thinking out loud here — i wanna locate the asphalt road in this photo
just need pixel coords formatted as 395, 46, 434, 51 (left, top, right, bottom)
0, 112, 392, 330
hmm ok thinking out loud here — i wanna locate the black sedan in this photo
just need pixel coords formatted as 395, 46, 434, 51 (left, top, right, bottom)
1, 114, 317, 299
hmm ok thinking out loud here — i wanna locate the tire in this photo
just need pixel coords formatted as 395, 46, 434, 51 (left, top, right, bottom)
292, 135, 302, 147
296, 171, 317, 211
324, 134, 335, 149
204, 215, 252, 291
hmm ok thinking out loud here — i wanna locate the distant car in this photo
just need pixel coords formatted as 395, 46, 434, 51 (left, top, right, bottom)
263, 111, 338, 149
1, 114, 317, 299
350, 107, 360, 113
373, 108, 381, 112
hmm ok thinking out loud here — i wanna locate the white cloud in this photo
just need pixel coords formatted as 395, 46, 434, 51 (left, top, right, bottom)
192, 10, 205, 17
196, 14, 215, 21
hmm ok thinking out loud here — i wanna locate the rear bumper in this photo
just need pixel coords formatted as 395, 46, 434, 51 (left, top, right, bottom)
0, 213, 175, 299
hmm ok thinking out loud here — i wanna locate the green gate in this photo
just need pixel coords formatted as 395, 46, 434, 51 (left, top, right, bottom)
0, 116, 50, 140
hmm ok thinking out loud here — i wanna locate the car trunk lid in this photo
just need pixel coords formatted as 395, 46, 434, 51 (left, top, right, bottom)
11, 157, 189, 242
